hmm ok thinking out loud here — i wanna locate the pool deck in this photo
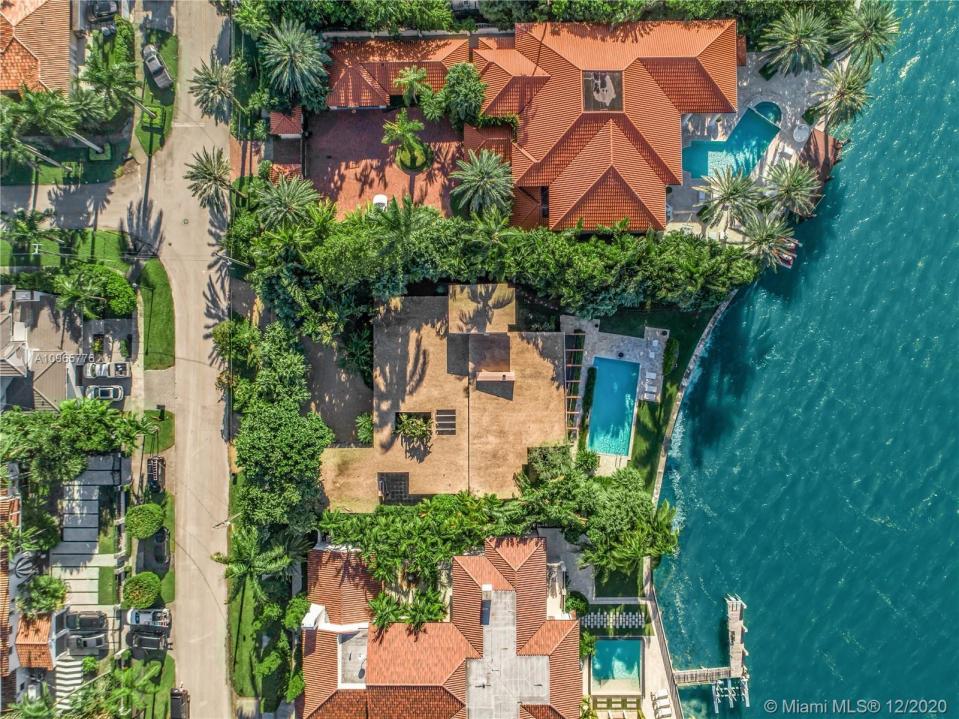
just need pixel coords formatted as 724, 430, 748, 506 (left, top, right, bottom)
668, 51, 830, 239
561, 316, 669, 474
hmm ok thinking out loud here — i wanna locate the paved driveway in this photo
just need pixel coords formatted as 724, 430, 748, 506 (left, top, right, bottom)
1, 1, 233, 715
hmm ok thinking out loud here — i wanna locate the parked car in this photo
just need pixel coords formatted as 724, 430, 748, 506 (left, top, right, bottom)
66, 611, 107, 634
126, 608, 170, 630
170, 687, 191, 719
147, 456, 166, 493
131, 632, 168, 651
85, 0, 118, 23
85, 385, 124, 401
83, 362, 130, 379
141, 44, 173, 90
153, 527, 170, 568
68, 633, 106, 655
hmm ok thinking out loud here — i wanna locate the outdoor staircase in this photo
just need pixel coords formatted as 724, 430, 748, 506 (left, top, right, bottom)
54, 656, 84, 710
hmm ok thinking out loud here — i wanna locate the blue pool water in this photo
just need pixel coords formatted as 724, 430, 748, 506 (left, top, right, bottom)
682, 107, 780, 178
591, 638, 642, 683
587, 357, 639, 456
752, 100, 782, 125
659, 3, 959, 717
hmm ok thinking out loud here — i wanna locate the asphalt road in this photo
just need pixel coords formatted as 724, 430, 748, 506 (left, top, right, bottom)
1, 1, 234, 715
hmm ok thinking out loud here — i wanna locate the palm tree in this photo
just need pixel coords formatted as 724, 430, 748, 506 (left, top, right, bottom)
212, 525, 289, 668
369, 592, 405, 631
184, 146, 234, 210
742, 210, 798, 270
766, 161, 821, 217
0, 208, 58, 253
260, 18, 330, 98
52, 269, 107, 320
450, 149, 514, 215
0, 96, 65, 171
81, 50, 158, 119
696, 167, 762, 236
255, 175, 321, 229
649, 500, 679, 558
834, 0, 900, 68
12, 86, 104, 154
0, 521, 41, 561
190, 52, 244, 119
395, 65, 430, 106
252, 225, 316, 268
5, 683, 55, 718
761, 7, 830, 76
105, 661, 161, 718
609, 529, 650, 598
406, 589, 445, 632
71, 81, 109, 129
381, 109, 426, 167
814, 62, 872, 132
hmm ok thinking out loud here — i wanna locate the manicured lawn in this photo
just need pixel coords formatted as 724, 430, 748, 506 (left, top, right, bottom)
600, 307, 713, 491
228, 577, 258, 697
143, 410, 175, 454
595, 569, 643, 599
0, 230, 131, 271
98, 567, 117, 604
139, 259, 175, 370
136, 30, 178, 155
0, 139, 131, 186
132, 654, 176, 719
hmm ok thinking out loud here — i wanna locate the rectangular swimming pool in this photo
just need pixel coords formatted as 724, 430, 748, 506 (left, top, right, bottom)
587, 357, 640, 456
591, 637, 642, 687
682, 107, 781, 179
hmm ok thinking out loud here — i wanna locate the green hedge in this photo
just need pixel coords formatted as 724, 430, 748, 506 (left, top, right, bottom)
122, 571, 161, 609
126, 503, 164, 539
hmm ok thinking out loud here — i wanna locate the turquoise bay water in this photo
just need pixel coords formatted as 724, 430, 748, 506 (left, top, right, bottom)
659, 4, 959, 717
592, 637, 642, 683
587, 357, 640, 456
682, 106, 781, 178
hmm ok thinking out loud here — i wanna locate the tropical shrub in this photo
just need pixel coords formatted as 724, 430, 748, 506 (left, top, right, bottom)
16, 575, 67, 617
82, 655, 99, 675
663, 337, 680, 373
125, 503, 165, 539
579, 630, 597, 659
433, 63, 486, 129
122, 571, 161, 609
355, 412, 374, 446
285, 670, 306, 703
53, 263, 137, 319
565, 590, 590, 617
283, 593, 311, 632
395, 413, 432, 443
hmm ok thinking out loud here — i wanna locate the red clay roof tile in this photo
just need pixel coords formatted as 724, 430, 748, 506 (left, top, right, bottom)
366, 621, 478, 686
306, 550, 381, 625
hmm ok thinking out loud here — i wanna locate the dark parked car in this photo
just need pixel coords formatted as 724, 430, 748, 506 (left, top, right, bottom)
66, 611, 107, 634
85, 0, 118, 23
170, 687, 190, 719
141, 44, 173, 90
147, 456, 165, 493
131, 632, 168, 651
153, 527, 170, 568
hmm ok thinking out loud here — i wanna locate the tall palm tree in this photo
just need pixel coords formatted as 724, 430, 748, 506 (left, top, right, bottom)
0, 96, 65, 170
71, 81, 109, 129
450, 149, 514, 215
13, 86, 104, 154
761, 7, 830, 76
697, 167, 762, 236
406, 589, 445, 632
260, 18, 330, 98
814, 62, 872, 132
649, 500, 679, 557
766, 161, 821, 217
834, 0, 900, 68
369, 592, 405, 631
395, 65, 430, 106
212, 525, 289, 667
381, 109, 426, 165
0, 521, 41, 561
81, 50, 158, 119
252, 225, 316, 268
52, 269, 107, 320
255, 175, 321, 229
742, 210, 799, 270
609, 529, 650, 598
190, 52, 244, 119
0, 208, 58, 253
105, 661, 161, 718
184, 146, 234, 210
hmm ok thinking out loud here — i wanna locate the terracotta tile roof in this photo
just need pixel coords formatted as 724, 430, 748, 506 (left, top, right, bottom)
484, 537, 547, 650
306, 550, 381, 625
511, 187, 543, 229
368, 686, 464, 719
499, 21, 737, 231
15, 614, 52, 669
517, 619, 578, 656
0, 0, 72, 92
270, 106, 303, 136
328, 38, 469, 109
366, 622, 478, 686
463, 124, 512, 162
